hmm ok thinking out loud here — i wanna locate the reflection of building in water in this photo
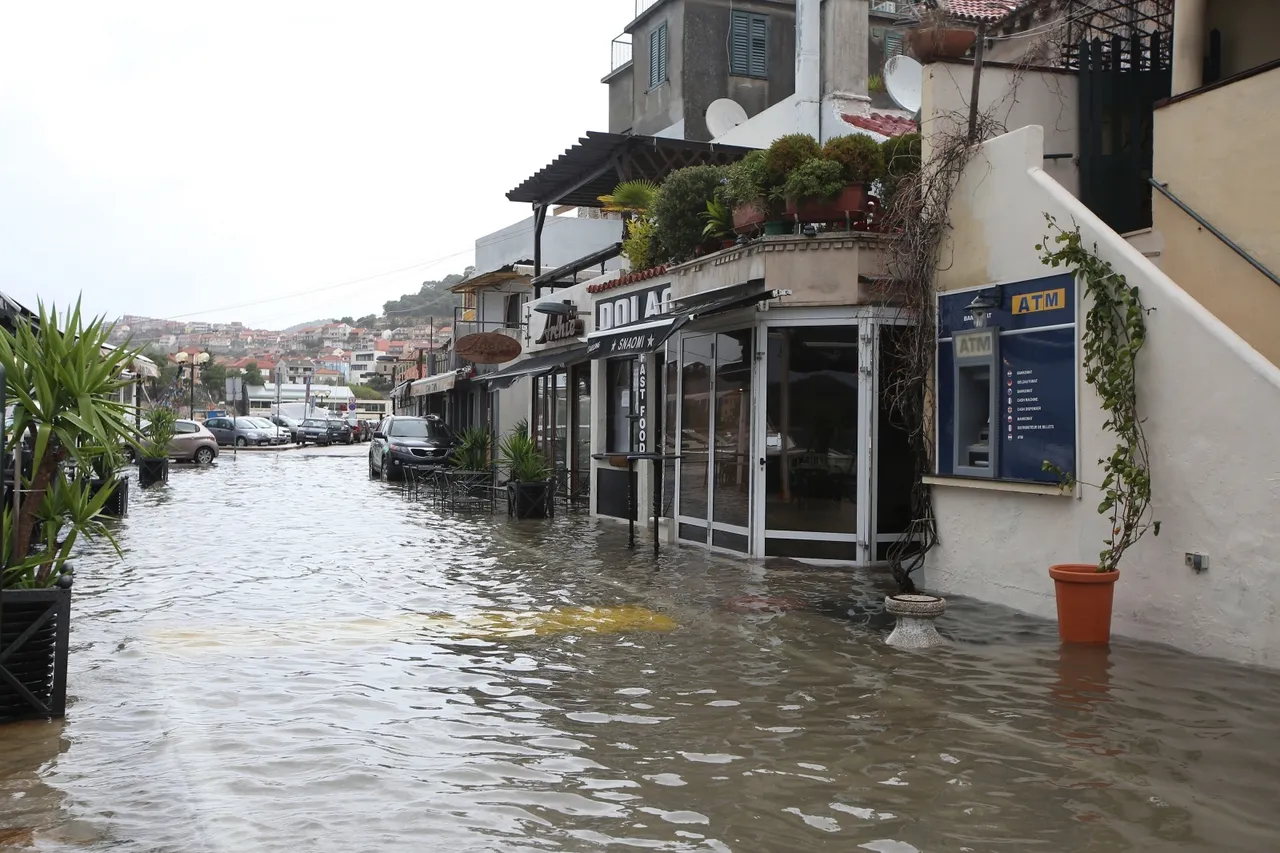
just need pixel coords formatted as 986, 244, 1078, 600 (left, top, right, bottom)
0, 720, 71, 845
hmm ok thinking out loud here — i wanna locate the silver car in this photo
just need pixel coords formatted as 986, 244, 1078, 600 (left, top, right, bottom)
204, 416, 287, 447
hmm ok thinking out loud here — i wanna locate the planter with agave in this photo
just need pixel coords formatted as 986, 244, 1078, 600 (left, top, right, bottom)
1038, 217, 1159, 644
499, 422, 554, 520
0, 301, 139, 722
138, 406, 176, 488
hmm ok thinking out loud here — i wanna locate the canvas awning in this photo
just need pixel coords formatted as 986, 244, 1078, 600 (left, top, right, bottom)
410, 371, 458, 398
481, 343, 590, 390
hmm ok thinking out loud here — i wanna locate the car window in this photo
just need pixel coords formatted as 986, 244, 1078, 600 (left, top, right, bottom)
387, 418, 452, 440
235, 418, 262, 428
174, 421, 200, 435
208, 419, 227, 429
302, 419, 324, 427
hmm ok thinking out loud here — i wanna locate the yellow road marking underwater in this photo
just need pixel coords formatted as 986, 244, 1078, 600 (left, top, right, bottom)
147, 605, 678, 650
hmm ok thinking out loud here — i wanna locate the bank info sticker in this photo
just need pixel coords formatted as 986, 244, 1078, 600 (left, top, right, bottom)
1011, 288, 1067, 315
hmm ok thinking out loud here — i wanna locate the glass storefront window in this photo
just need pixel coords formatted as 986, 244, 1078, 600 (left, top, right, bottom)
553, 370, 568, 470
712, 329, 753, 528
678, 334, 713, 521
572, 364, 591, 493
763, 326, 859, 535
606, 358, 638, 452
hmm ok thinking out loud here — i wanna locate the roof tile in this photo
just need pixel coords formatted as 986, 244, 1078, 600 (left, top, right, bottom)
842, 113, 919, 138
941, 0, 1033, 23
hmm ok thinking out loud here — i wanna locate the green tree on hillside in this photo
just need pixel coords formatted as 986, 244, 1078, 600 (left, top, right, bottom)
243, 362, 264, 386
351, 384, 386, 400
381, 274, 467, 322
355, 314, 380, 328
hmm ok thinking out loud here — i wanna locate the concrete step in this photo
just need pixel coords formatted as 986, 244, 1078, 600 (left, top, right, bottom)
1123, 227, 1163, 267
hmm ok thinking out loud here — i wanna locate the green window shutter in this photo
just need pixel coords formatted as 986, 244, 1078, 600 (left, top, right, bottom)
885, 32, 904, 58
748, 14, 769, 77
649, 22, 668, 89
730, 11, 751, 75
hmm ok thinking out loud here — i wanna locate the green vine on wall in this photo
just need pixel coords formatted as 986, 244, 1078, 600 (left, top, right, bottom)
1037, 215, 1160, 572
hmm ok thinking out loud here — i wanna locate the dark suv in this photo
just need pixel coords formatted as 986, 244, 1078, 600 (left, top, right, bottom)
369, 415, 456, 481
297, 418, 351, 446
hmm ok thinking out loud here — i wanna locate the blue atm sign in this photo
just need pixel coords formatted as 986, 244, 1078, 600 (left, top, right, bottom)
1012, 288, 1066, 315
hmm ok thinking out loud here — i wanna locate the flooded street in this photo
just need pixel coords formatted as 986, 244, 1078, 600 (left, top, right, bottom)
2, 444, 1279, 852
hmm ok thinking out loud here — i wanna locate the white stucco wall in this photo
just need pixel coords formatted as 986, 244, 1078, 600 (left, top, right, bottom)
474, 215, 623, 277
926, 125, 1280, 668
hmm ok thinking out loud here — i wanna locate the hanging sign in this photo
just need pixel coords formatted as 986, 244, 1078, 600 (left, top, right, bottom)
535, 309, 584, 345
636, 359, 648, 452
455, 332, 523, 364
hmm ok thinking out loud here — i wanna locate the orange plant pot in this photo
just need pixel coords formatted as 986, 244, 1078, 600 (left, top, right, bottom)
1049, 563, 1119, 644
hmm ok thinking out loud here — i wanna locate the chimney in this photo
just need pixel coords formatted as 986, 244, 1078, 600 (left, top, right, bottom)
820, 0, 872, 141
795, 0, 822, 136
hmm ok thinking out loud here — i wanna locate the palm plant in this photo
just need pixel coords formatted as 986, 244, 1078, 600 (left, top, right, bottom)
700, 198, 735, 240
498, 429, 550, 483
598, 180, 660, 214
0, 300, 141, 589
141, 406, 177, 459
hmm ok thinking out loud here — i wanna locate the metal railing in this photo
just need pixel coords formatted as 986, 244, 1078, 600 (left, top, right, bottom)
1148, 178, 1280, 289
870, 0, 905, 14
611, 34, 633, 71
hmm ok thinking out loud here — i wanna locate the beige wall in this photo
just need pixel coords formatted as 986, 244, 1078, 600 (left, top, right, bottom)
669, 234, 893, 307
926, 125, 1280, 668
1208, 0, 1280, 77
921, 62, 1079, 198
1153, 62, 1280, 366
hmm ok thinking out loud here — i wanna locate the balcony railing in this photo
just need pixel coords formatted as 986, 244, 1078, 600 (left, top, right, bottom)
870, 0, 905, 14
611, 34, 632, 72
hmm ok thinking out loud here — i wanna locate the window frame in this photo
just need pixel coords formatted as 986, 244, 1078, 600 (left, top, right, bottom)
729, 10, 769, 79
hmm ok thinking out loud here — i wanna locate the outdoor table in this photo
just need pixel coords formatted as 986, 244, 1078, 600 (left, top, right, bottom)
592, 452, 682, 556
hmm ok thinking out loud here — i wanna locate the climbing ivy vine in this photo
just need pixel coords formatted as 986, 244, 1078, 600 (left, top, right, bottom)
1037, 215, 1160, 572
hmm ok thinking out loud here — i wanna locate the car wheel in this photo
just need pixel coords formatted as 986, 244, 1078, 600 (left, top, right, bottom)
194, 446, 215, 465
235, 437, 248, 447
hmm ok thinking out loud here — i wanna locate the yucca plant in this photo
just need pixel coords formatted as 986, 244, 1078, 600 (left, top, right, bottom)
450, 426, 493, 471
498, 429, 550, 483
141, 406, 177, 459
0, 300, 141, 589
700, 198, 735, 240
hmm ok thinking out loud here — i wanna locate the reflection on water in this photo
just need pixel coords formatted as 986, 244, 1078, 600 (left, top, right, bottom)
2, 445, 1279, 852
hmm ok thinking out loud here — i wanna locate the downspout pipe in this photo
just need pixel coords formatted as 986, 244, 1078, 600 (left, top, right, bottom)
795, 0, 821, 138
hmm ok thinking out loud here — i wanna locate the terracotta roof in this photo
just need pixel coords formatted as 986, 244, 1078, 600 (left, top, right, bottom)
587, 265, 669, 294
943, 0, 1034, 23
842, 113, 919, 139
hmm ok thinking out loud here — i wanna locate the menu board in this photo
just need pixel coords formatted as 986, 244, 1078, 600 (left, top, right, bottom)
936, 274, 1077, 485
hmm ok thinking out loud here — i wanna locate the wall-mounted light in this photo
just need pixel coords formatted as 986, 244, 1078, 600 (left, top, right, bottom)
533, 300, 574, 316
966, 293, 996, 329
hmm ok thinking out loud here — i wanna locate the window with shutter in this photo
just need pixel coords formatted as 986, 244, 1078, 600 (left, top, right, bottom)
729, 11, 769, 78
649, 22, 668, 89
885, 32, 904, 59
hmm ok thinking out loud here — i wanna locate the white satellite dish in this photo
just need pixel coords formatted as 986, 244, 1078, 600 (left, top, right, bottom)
884, 55, 923, 115
705, 98, 749, 137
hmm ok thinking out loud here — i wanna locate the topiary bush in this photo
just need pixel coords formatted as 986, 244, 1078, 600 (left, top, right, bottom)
781, 158, 846, 202
822, 133, 887, 185
651, 165, 727, 263
764, 134, 821, 190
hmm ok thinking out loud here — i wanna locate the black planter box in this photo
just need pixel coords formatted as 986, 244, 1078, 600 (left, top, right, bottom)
0, 583, 72, 724
507, 480, 554, 520
91, 475, 129, 517
137, 457, 169, 488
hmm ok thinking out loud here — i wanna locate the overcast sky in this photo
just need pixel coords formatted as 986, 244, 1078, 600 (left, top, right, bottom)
0, 1, 624, 328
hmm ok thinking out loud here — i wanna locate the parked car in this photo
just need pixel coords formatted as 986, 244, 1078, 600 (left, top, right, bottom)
369, 414, 456, 481
351, 419, 374, 442
205, 415, 288, 447
296, 418, 350, 446
268, 414, 302, 441
133, 418, 219, 464
245, 416, 292, 444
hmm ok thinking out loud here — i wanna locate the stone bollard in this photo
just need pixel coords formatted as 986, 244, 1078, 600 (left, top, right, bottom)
884, 594, 947, 648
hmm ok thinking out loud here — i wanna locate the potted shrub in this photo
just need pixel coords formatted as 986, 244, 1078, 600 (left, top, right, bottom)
760, 134, 822, 234
86, 446, 129, 518
137, 406, 176, 488
724, 149, 771, 235
449, 425, 493, 472
0, 300, 138, 723
782, 157, 852, 222
651, 164, 727, 263
601, 180, 663, 272
499, 423, 553, 520
1039, 218, 1159, 644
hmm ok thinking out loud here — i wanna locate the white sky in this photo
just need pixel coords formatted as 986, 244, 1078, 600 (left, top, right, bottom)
0, 1, 626, 328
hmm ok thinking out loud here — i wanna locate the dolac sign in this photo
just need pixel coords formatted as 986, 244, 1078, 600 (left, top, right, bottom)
455, 332, 523, 365
595, 283, 671, 332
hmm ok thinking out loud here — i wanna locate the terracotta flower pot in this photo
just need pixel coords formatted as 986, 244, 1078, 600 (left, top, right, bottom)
908, 27, 977, 62
732, 203, 767, 234
1049, 563, 1119, 644
785, 184, 870, 222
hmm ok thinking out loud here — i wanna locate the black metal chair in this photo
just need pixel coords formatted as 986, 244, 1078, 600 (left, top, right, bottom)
440, 469, 498, 513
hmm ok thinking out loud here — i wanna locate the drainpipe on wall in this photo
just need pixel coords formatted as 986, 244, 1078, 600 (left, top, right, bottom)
795, 0, 822, 138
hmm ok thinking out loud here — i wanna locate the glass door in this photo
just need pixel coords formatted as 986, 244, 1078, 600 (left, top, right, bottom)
675, 329, 754, 553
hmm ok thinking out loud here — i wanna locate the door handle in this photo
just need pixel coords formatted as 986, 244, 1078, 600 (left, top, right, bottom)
759, 457, 765, 467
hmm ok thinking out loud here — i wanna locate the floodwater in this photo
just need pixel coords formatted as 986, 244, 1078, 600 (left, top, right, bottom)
2, 444, 1279, 852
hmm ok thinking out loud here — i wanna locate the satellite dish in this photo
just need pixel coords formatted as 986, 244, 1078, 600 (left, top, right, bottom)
884, 55, 923, 115
705, 98, 749, 137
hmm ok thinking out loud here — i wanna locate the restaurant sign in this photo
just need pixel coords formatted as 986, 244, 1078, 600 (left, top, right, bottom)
596, 283, 671, 332
535, 309, 585, 345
